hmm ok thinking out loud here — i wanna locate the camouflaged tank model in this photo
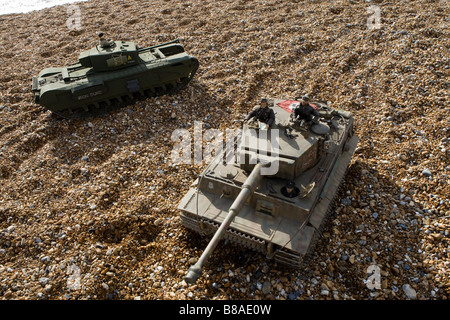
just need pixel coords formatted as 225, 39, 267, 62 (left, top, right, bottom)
178, 97, 359, 284
31, 33, 199, 118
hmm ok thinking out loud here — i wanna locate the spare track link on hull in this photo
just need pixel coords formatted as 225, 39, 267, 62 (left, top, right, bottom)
52, 58, 199, 120
180, 213, 266, 254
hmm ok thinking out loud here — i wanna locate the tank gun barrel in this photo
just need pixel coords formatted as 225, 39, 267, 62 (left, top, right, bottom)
185, 163, 264, 284
139, 39, 180, 52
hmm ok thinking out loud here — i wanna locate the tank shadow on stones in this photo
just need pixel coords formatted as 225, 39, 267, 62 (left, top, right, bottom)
31, 33, 199, 119
178, 98, 359, 284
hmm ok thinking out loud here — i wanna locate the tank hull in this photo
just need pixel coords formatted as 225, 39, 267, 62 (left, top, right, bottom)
32, 40, 199, 118
178, 98, 358, 268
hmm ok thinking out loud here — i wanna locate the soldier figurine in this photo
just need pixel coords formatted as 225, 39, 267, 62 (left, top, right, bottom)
98, 33, 114, 48
290, 95, 319, 126
244, 98, 275, 130
281, 181, 300, 198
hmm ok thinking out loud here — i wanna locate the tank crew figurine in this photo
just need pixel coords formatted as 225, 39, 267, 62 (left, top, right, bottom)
244, 98, 275, 130
98, 33, 114, 48
291, 95, 319, 126
281, 181, 300, 198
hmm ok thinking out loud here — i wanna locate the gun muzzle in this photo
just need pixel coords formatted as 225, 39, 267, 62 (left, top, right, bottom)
185, 265, 202, 284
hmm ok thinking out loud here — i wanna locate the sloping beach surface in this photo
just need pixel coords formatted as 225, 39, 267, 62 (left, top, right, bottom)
0, 0, 448, 300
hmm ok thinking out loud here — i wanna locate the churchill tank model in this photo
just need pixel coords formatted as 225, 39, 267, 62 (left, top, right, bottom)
31, 33, 199, 118
178, 97, 359, 284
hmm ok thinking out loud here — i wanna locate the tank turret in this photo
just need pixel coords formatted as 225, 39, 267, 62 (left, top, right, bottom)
179, 97, 358, 284
31, 34, 199, 118
77, 33, 140, 72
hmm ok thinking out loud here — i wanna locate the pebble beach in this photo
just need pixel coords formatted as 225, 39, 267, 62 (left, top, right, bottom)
0, 0, 448, 300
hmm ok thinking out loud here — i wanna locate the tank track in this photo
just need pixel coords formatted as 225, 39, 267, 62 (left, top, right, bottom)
51, 58, 199, 120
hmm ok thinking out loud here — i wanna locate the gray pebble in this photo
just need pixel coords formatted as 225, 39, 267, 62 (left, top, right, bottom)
422, 168, 432, 177
341, 197, 352, 206
320, 289, 329, 296
402, 284, 417, 299
39, 277, 50, 286
262, 281, 271, 295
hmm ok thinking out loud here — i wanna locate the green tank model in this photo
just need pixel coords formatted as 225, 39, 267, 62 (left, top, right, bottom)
31, 33, 199, 118
178, 97, 358, 284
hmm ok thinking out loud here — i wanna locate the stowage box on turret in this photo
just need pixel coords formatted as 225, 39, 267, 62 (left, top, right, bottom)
178, 98, 358, 284
31, 33, 199, 118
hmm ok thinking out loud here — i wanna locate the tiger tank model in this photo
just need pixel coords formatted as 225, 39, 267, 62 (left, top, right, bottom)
178, 97, 358, 284
31, 33, 199, 118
